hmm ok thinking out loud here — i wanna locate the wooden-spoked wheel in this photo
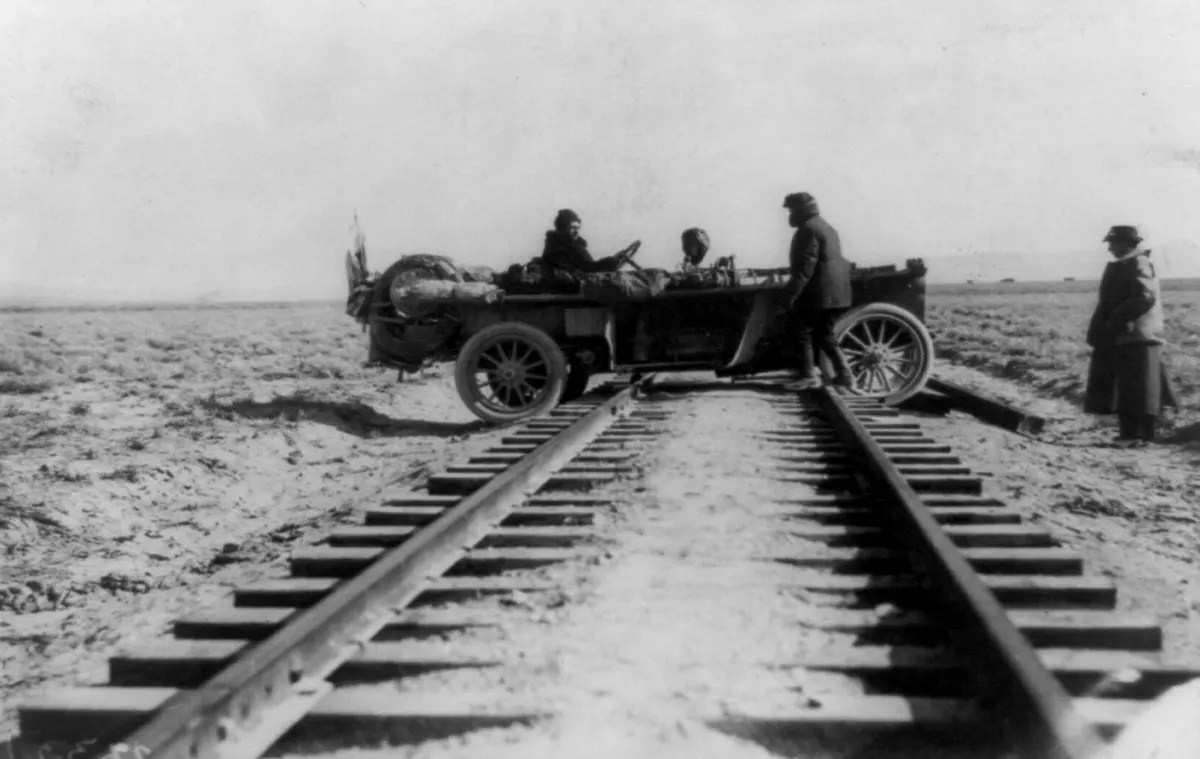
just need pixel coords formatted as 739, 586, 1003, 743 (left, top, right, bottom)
829, 303, 933, 405
454, 322, 568, 424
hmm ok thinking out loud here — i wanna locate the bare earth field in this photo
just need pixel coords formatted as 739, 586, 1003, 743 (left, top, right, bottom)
1, 286, 1197, 753
0, 303, 513, 737
926, 278, 1200, 408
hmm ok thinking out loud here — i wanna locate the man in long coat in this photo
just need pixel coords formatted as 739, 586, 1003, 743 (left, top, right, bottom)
784, 192, 857, 390
1084, 225, 1175, 443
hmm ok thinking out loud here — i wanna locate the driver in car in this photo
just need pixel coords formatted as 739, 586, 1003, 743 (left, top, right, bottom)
542, 209, 638, 276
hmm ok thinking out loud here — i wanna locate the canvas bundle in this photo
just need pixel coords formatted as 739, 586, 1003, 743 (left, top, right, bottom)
388, 254, 501, 318
579, 269, 670, 303
497, 259, 581, 295
666, 267, 740, 291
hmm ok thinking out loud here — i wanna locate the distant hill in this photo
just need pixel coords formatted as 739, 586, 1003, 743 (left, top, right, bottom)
920, 240, 1200, 284
0, 282, 337, 310
0, 283, 114, 308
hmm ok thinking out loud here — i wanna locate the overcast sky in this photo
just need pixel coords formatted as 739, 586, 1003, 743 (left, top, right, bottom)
3, 0, 1200, 300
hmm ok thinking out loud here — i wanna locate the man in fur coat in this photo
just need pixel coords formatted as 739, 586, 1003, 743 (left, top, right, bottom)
784, 192, 857, 391
1084, 225, 1176, 443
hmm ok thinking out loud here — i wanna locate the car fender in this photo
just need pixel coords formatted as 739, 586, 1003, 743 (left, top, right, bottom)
722, 291, 775, 370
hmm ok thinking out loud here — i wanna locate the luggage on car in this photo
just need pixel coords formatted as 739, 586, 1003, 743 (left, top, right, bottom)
388, 254, 501, 318
579, 269, 671, 303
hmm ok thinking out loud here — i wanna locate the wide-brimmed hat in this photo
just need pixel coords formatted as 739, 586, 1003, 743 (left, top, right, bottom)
1103, 225, 1142, 244
783, 192, 816, 209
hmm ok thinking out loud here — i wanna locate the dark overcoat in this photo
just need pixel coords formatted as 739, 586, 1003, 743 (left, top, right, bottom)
542, 232, 621, 276
1085, 252, 1164, 349
1083, 251, 1174, 416
790, 215, 852, 312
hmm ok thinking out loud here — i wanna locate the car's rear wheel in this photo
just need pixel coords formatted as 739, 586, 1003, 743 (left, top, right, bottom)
827, 303, 933, 405
454, 322, 568, 424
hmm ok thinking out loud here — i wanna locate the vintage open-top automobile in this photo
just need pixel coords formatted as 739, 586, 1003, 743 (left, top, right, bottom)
344, 235, 933, 424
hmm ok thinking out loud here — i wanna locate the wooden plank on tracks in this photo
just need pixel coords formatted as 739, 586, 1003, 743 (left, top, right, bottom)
778, 421, 921, 431
523, 420, 652, 431
804, 609, 1159, 648
289, 546, 589, 578
494, 441, 645, 454
364, 505, 598, 527
920, 495, 1007, 507
374, 491, 617, 510
777, 463, 973, 477
877, 442, 950, 451
175, 607, 505, 641
902, 474, 982, 495
378, 493, 462, 507
501, 434, 653, 446
704, 696, 991, 747
961, 548, 1082, 575
787, 524, 1055, 548
443, 463, 636, 476
794, 646, 1200, 698
233, 575, 567, 608
706, 696, 1145, 741
426, 470, 618, 494
109, 640, 503, 687
778, 452, 966, 467
774, 493, 866, 506
329, 525, 596, 548
786, 574, 1114, 608
887, 454, 964, 465
778, 441, 953, 454
778, 505, 1020, 525
768, 547, 1082, 575
18, 688, 550, 748
468, 451, 635, 465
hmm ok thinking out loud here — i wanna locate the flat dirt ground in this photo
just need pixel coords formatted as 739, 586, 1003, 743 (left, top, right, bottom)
1, 294, 1198, 754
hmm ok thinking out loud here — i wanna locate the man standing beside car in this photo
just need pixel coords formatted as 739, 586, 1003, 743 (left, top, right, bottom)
784, 192, 857, 392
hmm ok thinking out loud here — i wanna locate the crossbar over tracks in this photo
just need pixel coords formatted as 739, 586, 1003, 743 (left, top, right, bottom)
817, 387, 1105, 758
83, 379, 649, 759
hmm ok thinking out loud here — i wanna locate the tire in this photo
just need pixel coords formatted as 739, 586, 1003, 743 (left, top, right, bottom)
825, 303, 933, 405
454, 322, 568, 424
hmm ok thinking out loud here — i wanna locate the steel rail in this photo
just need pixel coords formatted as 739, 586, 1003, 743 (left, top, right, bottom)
816, 387, 1105, 759
92, 380, 649, 759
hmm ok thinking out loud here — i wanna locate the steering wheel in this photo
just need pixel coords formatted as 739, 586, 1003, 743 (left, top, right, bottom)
614, 240, 642, 270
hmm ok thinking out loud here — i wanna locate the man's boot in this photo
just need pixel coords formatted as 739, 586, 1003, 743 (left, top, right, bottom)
1115, 414, 1139, 444
794, 333, 821, 389
1138, 414, 1158, 442
830, 350, 862, 395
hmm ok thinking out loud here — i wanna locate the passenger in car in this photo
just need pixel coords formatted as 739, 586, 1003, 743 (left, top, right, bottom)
680, 227, 711, 272
541, 209, 626, 276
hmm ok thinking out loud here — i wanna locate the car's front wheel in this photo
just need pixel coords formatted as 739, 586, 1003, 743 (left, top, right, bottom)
454, 322, 568, 424
827, 303, 933, 404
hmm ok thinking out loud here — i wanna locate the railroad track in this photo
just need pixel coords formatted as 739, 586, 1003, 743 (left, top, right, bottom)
12, 377, 670, 759
9, 376, 1196, 758
712, 389, 1197, 758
